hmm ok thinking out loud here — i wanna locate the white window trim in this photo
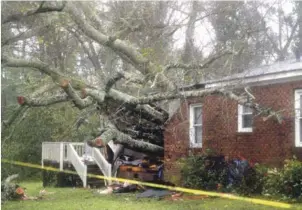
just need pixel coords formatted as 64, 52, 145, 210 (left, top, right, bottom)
189, 104, 202, 148
295, 89, 302, 147
238, 104, 253, 133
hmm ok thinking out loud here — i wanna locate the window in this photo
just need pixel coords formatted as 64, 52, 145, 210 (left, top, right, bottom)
189, 104, 202, 148
295, 89, 302, 147
238, 104, 253, 132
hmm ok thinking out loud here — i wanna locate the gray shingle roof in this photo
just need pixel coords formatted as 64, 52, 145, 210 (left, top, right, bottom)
205, 59, 302, 86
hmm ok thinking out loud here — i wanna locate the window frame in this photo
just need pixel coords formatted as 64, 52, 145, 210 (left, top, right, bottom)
238, 104, 253, 133
295, 89, 302, 147
189, 104, 202, 148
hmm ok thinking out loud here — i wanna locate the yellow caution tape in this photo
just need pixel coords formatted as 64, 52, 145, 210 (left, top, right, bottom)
1, 159, 292, 209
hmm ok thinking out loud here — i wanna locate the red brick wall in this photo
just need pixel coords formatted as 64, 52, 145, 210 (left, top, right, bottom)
164, 81, 302, 180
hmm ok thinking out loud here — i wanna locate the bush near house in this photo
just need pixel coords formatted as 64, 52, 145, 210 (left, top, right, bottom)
179, 155, 228, 191
180, 154, 302, 201
179, 154, 262, 194
233, 163, 266, 195
262, 159, 302, 201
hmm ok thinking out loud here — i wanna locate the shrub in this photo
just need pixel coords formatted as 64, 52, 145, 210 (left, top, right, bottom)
42, 170, 58, 187
1, 174, 23, 203
263, 158, 302, 201
234, 164, 267, 195
180, 155, 302, 200
180, 155, 228, 191
180, 154, 266, 195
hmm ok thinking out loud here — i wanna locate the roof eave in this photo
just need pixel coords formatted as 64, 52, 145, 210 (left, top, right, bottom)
205, 69, 302, 89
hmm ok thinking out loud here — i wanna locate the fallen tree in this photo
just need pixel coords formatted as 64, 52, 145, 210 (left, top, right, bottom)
1, 2, 283, 157
2, 54, 283, 155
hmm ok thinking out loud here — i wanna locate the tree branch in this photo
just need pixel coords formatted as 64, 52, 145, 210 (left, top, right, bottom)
2, 94, 70, 132
88, 128, 164, 154
123, 71, 145, 85
165, 51, 233, 72
108, 89, 167, 122
2, 56, 59, 77
2, 2, 66, 24
66, 3, 175, 90
67, 5, 148, 68
30, 83, 59, 98
222, 91, 283, 123
2, 56, 165, 124
16, 94, 69, 107
265, 31, 282, 56
126, 87, 283, 123
282, 20, 299, 55
2, 106, 28, 128
2, 26, 48, 46
84, 89, 106, 104
74, 106, 98, 130
2, 56, 95, 91
61, 82, 94, 109
2, 56, 95, 109
127, 88, 227, 104
68, 28, 102, 70
105, 72, 124, 93
83, 87, 167, 123
123, 129, 161, 144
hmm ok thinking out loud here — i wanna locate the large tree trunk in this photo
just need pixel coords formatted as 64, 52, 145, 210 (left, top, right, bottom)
88, 129, 164, 155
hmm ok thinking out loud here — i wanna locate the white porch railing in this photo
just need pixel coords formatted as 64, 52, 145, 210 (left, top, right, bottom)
42, 142, 86, 164
42, 142, 112, 187
67, 144, 87, 187
92, 148, 112, 185
71, 143, 85, 157
42, 142, 62, 162
42, 142, 65, 170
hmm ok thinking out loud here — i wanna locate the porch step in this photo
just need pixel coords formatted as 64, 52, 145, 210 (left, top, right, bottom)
87, 178, 105, 188
86, 164, 105, 188
87, 165, 102, 172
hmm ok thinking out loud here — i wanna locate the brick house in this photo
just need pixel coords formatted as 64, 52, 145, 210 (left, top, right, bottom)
164, 59, 302, 180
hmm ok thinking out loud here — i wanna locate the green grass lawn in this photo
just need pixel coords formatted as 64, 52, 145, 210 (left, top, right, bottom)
2, 182, 302, 210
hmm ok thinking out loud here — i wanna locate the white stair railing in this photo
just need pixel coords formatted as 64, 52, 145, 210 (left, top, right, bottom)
92, 148, 112, 185
67, 144, 87, 187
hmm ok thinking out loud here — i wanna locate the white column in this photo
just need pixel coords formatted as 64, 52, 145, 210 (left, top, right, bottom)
59, 142, 64, 171
83, 167, 87, 188
41, 143, 44, 167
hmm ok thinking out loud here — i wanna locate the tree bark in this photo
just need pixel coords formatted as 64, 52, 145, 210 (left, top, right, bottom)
2, 2, 66, 24
88, 129, 164, 155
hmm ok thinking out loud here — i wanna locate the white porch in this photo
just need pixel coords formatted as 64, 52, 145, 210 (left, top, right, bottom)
41, 142, 113, 187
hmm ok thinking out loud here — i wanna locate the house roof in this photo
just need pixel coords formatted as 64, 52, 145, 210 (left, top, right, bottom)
205, 59, 302, 88
168, 59, 302, 123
